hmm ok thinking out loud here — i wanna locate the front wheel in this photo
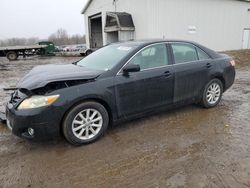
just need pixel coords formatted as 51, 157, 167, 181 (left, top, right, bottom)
63, 101, 109, 146
200, 79, 223, 108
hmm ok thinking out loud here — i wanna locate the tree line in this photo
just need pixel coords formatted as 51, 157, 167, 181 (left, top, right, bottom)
0, 37, 39, 47
0, 29, 86, 47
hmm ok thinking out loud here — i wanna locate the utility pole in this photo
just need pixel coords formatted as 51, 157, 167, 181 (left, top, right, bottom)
113, 0, 118, 12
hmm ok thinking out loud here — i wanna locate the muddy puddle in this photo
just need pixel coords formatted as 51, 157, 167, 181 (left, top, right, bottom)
0, 55, 250, 187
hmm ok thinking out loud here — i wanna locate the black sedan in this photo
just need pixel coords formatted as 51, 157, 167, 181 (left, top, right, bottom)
6, 40, 235, 145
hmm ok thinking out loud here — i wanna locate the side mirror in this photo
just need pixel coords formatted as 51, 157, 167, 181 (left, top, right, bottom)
122, 64, 140, 75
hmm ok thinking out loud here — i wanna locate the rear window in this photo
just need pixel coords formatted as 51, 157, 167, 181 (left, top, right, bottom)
171, 43, 198, 64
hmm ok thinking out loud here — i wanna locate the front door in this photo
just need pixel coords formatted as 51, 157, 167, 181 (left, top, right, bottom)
114, 43, 174, 118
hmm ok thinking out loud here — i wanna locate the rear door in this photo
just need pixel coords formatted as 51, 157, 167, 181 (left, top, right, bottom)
170, 43, 212, 103
114, 43, 174, 118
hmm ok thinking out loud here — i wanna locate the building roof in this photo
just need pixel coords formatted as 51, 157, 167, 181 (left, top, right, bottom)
81, 0, 250, 14
81, 0, 93, 14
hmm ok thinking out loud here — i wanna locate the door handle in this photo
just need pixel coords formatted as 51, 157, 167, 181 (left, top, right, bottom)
163, 71, 171, 78
206, 63, 212, 68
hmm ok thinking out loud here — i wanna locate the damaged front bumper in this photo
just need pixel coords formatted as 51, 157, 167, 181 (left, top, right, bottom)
6, 102, 61, 141
5, 90, 63, 141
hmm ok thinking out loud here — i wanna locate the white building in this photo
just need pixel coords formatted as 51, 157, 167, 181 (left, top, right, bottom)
82, 0, 250, 51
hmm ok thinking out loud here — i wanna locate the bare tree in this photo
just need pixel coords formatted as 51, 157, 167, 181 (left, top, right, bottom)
48, 28, 69, 45
48, 29, 85, 46
71, 34, 85, 45
0, 28, 85, 47
0, 37, 39, 47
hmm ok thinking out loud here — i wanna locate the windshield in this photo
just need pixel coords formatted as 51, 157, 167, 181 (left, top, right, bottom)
77, 45, 137, 71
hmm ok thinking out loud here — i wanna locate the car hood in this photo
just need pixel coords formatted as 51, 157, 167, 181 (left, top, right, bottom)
17, 64, 104, 90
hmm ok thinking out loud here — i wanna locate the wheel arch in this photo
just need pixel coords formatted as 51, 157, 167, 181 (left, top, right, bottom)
198, 74, 226, 102
213, 75, 226, 92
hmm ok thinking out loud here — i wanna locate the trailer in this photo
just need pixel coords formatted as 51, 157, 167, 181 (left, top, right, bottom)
0, 41, 55, 61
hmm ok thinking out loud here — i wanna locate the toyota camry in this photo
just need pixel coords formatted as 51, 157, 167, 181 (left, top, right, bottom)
6, 40, 235, 145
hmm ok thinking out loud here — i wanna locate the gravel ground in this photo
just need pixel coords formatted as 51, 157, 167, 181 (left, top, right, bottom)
0, 52, 250, 188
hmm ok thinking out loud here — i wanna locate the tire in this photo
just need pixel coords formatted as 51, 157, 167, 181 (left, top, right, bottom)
63, 101, 109, 146
200, 79, 223, 108
6, 51, 18, 61
85, 50, 92, 56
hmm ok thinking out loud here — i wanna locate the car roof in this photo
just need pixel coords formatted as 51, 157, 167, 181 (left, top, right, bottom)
110, 39, 220, 59
110, 39, 208, 48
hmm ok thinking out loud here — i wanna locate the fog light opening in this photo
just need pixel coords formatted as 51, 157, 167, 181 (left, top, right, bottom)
28, 128, 34, 136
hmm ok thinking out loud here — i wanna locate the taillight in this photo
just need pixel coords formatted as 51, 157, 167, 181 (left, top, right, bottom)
230, 60, 236, 67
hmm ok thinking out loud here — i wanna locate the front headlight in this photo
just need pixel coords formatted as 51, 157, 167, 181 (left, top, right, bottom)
18, 95, 60, 110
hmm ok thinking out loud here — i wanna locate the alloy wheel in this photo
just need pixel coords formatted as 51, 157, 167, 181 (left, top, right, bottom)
206, 82, 221, 105
72, 109, 103, 140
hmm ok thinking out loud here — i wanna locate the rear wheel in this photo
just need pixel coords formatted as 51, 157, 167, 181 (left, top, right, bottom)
6, 51, 18, 61
200, 79, 223, 108
63, 101, 109, 146
85, 50, 92, 56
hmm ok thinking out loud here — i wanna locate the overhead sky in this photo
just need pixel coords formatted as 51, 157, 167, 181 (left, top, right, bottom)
0, 0, 88, 39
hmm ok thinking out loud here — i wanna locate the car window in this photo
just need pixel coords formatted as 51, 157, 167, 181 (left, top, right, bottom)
197, 47, 210, 60
129, 44, 168, 70
141, 47, 156, 56
171, 43, 198, 64
77, 45, 137, 71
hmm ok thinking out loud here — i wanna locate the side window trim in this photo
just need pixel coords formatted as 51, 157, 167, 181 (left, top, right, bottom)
166, 43, 173, 66
194, 47, 200, 60
195, 47, 211, 61
117, 42, 171, 75
170, 42, 211, 65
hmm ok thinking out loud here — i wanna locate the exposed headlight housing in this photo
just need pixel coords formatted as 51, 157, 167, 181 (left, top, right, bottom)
18, 95, 60, 110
